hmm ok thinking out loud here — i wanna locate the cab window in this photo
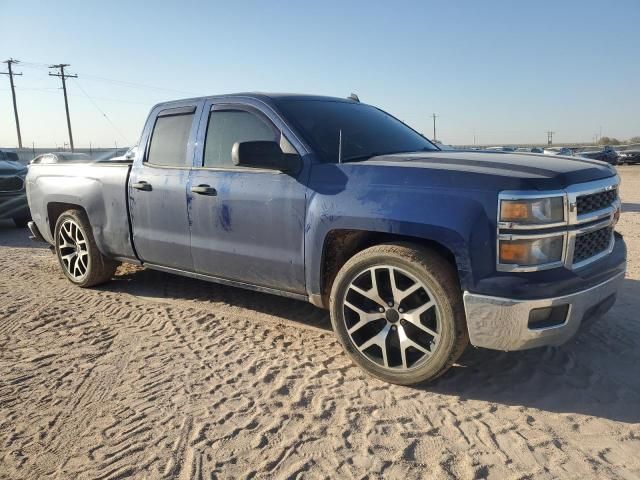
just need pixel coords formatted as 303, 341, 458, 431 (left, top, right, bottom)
203, 110, 277, 168
146, 112, 194, 167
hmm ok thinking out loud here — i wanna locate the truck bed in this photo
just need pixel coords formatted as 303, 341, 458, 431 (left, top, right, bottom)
26, 162, 138, 262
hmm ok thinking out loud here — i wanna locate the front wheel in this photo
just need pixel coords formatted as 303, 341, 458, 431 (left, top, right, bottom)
54, 210, 119, 287
330, 243, 469, 385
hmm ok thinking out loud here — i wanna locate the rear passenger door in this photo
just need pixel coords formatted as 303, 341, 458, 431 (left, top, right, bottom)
129, 102, 202, 270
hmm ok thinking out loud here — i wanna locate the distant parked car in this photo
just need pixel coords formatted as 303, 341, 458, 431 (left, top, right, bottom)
0, 150, 30, 227
618, 148, 640, 165
2, 151, 20, 162
433, 142, 457, 151
544, 147, 574, 156
94, 149, 130, 162
577, 146, 619, 166
557, 147, 573, 156
485, 146, 517, 152
516, 147, 544, 154
30, 152, 92, 164
105, 146, 137, 162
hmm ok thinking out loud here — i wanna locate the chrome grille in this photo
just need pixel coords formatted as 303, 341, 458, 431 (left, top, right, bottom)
576, 188, 617, 215
0, 176, 24, 192
573, 227, 612, 264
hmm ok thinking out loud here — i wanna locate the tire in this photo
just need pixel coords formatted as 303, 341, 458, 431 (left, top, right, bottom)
54, 209, 119, 287
13, 217, 29, 228
330, 243, 469, 385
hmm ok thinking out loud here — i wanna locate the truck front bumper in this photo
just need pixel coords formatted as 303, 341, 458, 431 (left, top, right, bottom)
463, 271, 625, 351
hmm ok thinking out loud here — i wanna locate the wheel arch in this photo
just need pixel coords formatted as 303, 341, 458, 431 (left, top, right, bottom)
46, 201, 116, 258
311, 227, 468, 309
47, 202, 88, 237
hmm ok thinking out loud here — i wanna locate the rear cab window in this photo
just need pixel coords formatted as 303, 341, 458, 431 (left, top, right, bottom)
146, 107, 196, 167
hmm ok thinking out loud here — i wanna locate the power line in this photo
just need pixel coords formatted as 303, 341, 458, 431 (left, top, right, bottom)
15, 87, 59, 91
76, 73, 201, 96
14, 86, 157, 105
18, 60, 52, 68
71, 78, 131, 144
11, 57, 203, 99
1, 58, 23, 148
49, 64, 78, 151
17, 59, 201, 96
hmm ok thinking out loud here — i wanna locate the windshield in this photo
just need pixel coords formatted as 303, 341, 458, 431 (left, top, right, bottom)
0, 151, 19, 162
275, 99, 438, 163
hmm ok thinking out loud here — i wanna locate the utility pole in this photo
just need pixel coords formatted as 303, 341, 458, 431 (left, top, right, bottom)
546, 130, 555, 146
1, 58, 23, 148
49, 64, 78, 151
432, 113, 438, 142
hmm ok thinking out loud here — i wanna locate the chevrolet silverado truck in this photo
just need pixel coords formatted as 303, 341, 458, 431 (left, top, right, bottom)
26, 94, 626, 385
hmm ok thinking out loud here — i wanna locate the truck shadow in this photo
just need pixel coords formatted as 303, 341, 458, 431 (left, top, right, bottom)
106, 263, 640, 423
622, 202, 640, 213
429, 277, 640, 424
0, 220, 44, 248
106, 264, 332, 332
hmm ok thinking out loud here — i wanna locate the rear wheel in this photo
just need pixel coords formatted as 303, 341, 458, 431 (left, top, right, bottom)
54, 210, 119, 287
330, 243, 468, 385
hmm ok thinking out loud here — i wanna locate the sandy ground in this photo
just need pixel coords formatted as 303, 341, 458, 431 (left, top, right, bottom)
1, 168, 639, 480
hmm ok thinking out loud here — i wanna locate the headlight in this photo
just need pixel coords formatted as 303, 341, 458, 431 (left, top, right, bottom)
500, 197, 565, 225
499, 235, 564, 267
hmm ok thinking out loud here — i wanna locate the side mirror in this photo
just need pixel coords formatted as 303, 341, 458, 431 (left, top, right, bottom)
232, 141, 299, 173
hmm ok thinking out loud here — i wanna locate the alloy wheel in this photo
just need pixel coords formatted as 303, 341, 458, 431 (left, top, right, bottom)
58, 219, 89, 281
342, 265, 441, 371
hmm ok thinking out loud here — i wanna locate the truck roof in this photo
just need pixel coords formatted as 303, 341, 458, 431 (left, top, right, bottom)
153, 92, 356, 110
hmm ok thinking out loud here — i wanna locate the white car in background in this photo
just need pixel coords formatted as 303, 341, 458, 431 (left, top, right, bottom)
105, 146, 137, 162
484, 146, 517, 152
30, 152, 92, 164
544, 147, 574, 156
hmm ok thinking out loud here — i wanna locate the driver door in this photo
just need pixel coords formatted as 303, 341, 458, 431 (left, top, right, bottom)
188, 102, 307, 294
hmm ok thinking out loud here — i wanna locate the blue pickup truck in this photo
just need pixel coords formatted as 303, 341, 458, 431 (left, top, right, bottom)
26, 93, 626, 384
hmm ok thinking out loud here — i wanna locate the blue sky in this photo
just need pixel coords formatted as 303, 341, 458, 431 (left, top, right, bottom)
1, 0, 639, 147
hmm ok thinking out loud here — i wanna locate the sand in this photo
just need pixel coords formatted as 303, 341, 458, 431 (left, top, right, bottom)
1, 167, 639, 479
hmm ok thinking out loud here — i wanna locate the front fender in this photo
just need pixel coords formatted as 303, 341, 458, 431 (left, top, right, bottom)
304, 181, 495, 297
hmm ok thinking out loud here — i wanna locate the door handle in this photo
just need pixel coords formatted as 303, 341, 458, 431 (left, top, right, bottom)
132, 181, 152, 191
191, 184, 217, 196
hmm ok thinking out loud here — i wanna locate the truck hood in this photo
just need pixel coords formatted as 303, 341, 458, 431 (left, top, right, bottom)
0, 160, 27, 176
358, 151, 616, 190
